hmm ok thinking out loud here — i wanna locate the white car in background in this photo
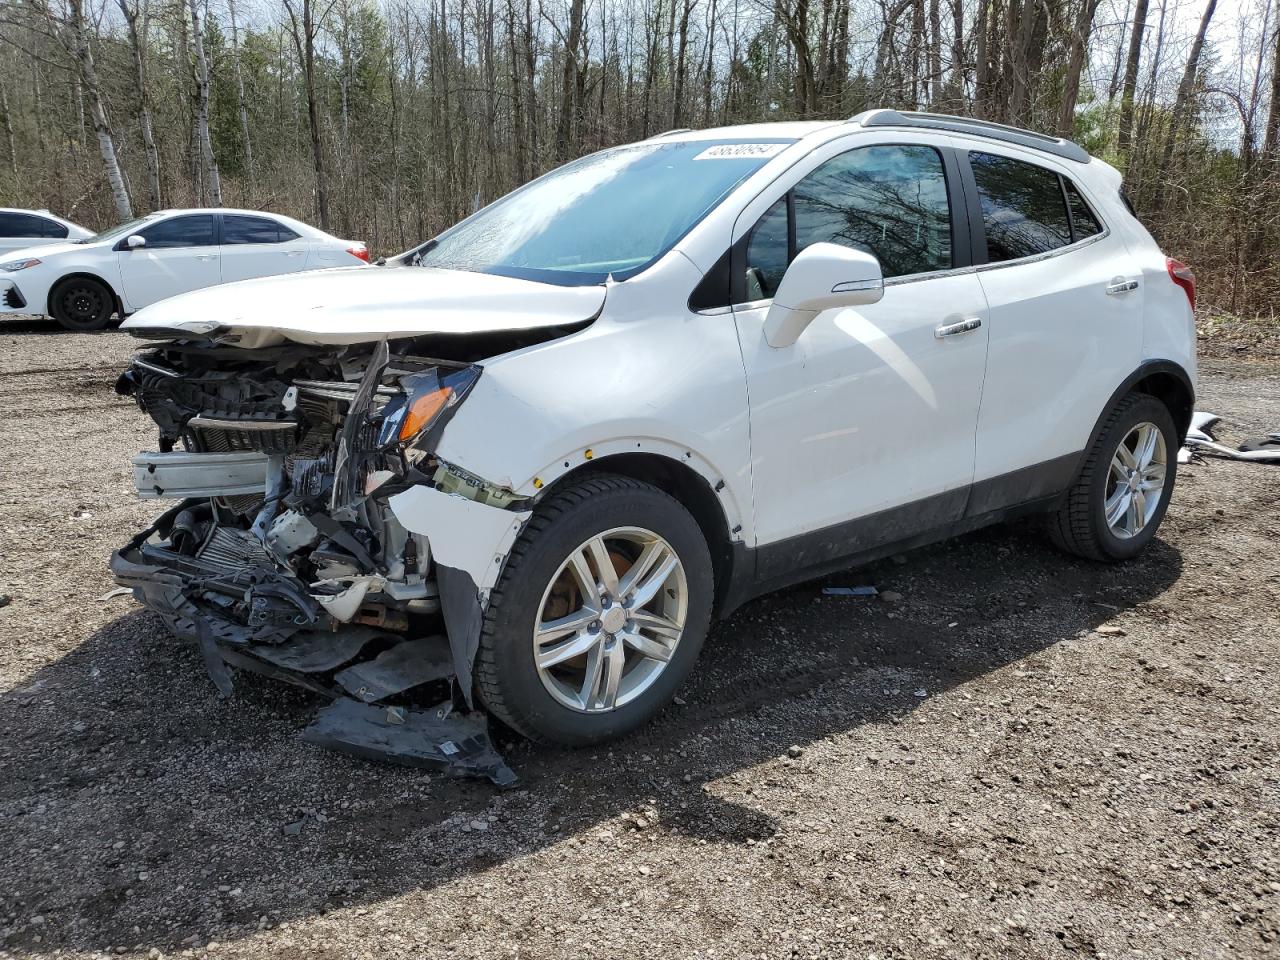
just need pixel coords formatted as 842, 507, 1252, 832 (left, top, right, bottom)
0, 208, 369, 330
0, 207, 94, 254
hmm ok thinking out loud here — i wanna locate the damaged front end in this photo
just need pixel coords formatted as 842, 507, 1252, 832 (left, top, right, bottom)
112, 335, 528, 785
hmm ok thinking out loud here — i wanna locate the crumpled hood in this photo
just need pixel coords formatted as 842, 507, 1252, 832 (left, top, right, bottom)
121, 265, 607, 346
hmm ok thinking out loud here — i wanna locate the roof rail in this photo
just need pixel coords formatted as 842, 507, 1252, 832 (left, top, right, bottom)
648, 128, 693, 140
848, 109, 1090, 163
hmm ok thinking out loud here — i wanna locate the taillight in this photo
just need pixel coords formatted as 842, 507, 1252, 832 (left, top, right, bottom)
347, 243, 370, 263
1166, 257, 1195, 312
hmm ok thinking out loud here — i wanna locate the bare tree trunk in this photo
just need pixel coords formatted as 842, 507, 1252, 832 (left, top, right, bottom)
1058, 0, 1102, 137
227, 0, 256, 193
555, 0, 586, 158
702, 0, 718, 123
1116, 0, 1149, 155
672, 0, 694, 125
1160, 0, 1215, 173
66, 0, 133, 220
118, 0, 162, 210
974, 0, 991, 115
523, 0, 537, 169
1255, 4, 1279, 159
505, 0, 526, 182
927, 0, 941, 104
950, 0, 965, 100
188, 0, 222, 205
0, 78, 16, 180
285, 0, 331, 229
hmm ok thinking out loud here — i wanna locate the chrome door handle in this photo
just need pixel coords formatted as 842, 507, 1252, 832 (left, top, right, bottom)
195, 254, 216, 261
935, 317, 982, 338
1106, 278, 1139, 295
286, 251, 305, 257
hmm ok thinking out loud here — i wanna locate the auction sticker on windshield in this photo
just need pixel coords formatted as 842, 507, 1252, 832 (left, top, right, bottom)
693, 143, 789, 160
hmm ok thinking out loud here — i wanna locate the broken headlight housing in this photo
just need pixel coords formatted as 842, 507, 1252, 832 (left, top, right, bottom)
378, 364, 482, 452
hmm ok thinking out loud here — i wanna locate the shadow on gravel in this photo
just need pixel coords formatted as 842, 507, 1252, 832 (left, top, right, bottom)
0, 315, 124, 335
0, 521, 1183, 954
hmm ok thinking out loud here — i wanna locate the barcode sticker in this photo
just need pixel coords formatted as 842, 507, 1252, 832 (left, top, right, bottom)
693, 143, 789, 161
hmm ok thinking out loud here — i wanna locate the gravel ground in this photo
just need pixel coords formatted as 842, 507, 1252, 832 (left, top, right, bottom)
1, 316, 1278, 960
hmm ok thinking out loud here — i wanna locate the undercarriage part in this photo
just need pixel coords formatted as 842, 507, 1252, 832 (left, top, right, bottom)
196, 617, 236, 698
244, 628, 380, 672
303, 697, 517, 787
334, 636, 453, 703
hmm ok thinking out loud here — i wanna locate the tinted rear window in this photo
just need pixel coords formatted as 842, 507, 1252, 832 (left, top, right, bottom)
0, 212, 67, 239
223, 215, 299, 244
1064, 181, 1103, 239
969, 152, 1071, 262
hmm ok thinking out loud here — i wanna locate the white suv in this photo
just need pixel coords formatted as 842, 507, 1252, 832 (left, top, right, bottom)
112, 111, 1195, 776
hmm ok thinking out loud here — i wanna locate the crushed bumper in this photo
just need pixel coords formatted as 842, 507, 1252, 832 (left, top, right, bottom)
111, 339, 531, 786
110, 528, 517, 787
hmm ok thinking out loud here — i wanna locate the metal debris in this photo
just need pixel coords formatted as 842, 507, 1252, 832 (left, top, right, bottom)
1180, 411, 1280, 464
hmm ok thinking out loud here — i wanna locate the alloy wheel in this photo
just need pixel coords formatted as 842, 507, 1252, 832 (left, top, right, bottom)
1104, 421, 1167, 539
533, 526, 688, 713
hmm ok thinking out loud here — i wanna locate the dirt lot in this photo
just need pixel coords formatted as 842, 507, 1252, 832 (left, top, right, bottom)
0, 316, 1277, 960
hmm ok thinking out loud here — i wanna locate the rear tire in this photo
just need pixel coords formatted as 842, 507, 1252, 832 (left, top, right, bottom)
49, 277, 115, 331
475, 474, 713, 746
1048, 392, 1177, 562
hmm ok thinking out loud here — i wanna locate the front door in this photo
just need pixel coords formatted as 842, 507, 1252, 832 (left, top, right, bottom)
733, 141, 990, 574
117, 213, 220, 310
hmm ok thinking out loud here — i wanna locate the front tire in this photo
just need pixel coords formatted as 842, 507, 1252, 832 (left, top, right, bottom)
49, 277, 115, 331
1048, 392, 1178, 562
475, 474, 713, 746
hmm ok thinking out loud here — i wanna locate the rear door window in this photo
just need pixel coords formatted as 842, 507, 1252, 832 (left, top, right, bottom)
1063, 181, 1103, 239
0, 212, 68, 238
222, 215, 299, 244
138, 214, 217, 249
969, 152, 1072, 261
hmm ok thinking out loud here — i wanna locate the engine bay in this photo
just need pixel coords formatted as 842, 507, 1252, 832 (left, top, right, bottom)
111, 336, 525, 784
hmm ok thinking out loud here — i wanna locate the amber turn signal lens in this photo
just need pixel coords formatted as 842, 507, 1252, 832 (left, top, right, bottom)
398, 387, 452, 441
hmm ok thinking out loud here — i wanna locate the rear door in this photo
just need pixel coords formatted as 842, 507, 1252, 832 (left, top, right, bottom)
117, 213, 220, 309
219, 214, 311, 282
964, 148, 1144, 512
0, 212, 69, 255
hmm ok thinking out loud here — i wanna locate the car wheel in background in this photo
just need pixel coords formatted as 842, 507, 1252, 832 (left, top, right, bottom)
1048, 392, 1178, 562
49, 277, 115, 331
475, 474, 714, 746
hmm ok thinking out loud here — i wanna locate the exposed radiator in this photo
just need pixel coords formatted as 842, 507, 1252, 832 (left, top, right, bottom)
198, 526, 273, 572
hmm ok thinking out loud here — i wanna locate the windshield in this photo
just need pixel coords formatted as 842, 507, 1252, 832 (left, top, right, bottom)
87, 215, 158, 243
413, 140, 793, 285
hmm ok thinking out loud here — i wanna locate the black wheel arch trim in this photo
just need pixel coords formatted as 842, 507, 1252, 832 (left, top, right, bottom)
1087, 359, 1195, 448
